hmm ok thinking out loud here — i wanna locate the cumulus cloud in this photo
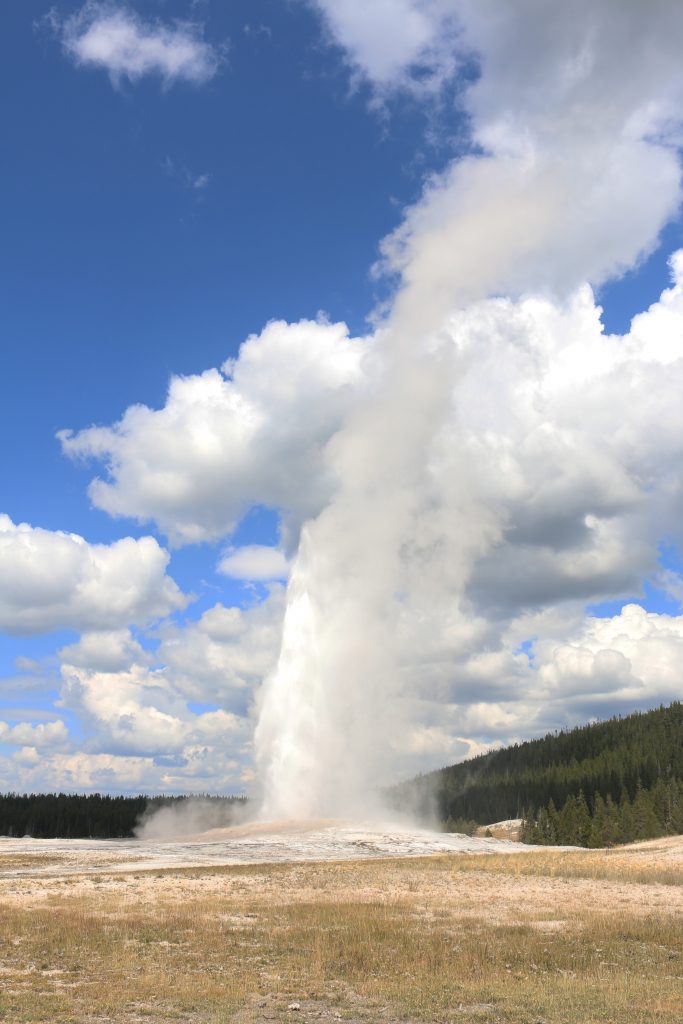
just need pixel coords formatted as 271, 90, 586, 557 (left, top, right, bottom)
307, 0, 683, 130
52, 1, 222, 87
157, 587, 285, 707
0, 719, 69, 749
28, 602, 280, 794
394, 602, 683, 763
218, 546, 290, 582
0, 749, 205, 794
0, 514, 186, 635
3, 591, 282, 790
537, 604, 683, 708
12, 746, 247, 795
0, 587, 286, 794
59, 655, 247, 759
58, 629, 151, 673
59, 319, 368, 545
441, 272, 683, 615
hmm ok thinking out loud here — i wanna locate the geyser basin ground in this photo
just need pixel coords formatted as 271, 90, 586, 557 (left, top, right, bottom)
0, 818, 531, 876
0, 834, 680, 1024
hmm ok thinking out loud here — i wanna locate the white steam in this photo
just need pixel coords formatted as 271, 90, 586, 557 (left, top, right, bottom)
135, 798, 248, 840
255, 1, 683, 818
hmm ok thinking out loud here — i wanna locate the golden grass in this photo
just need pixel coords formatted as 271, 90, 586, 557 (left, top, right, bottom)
0, 852, 681, 1023
446, 847, 683, 886
0, 855, 62, 871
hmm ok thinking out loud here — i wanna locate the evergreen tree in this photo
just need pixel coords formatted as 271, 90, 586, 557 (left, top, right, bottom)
619, 790, 635, 844
588, 793, 607, 848
547, 798, 560, 845
602, 794, 622, 847
632, 785, 662, 840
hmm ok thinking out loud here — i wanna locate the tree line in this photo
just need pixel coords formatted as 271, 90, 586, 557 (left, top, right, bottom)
392, 702, 683, 845
520, 777, 683, 847
0, 793, 247, 839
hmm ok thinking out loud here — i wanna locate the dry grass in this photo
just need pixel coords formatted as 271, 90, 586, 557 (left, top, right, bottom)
0, 855, 62, 871
446, 847, 683, 886
0, 850, 681, 1024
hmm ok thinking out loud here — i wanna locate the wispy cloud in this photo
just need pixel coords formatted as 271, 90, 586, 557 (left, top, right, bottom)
49, 2, 223, 87
163, 156, 212, 191
243, 23, 272, 42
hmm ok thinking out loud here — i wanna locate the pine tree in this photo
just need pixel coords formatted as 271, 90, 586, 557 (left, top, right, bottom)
558, 795, 579, 845
602, 794, 622, 847
619, 791, 634, 843
632, 785, 662, 840
575, 791, 592, 846
547, 798, 560, 845
588, 793, 607, 848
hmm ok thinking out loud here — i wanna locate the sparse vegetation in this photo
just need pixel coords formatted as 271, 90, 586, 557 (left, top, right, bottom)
0, 849, 681, 1023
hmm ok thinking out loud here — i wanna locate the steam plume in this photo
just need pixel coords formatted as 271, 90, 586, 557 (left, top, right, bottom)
256, 1, 683, 818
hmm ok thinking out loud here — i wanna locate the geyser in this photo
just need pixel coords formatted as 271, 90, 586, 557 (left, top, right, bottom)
255, 0, 683, 819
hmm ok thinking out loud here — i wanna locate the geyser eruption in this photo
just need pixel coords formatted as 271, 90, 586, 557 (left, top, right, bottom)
256, 329, 462, 818
256, 0, 683, 819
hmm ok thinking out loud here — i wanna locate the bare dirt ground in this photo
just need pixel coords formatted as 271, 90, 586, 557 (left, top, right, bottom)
0, 823, 681, 1024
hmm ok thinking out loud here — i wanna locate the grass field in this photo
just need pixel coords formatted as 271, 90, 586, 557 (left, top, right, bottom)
0, 843, 681, 1023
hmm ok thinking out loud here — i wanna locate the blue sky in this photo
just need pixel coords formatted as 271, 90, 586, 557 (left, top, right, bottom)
2, 1, 683, 798
3, 1, 427, 533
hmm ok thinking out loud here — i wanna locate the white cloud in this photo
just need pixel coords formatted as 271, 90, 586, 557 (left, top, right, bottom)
0, 719, 69, 749
307, 1, 683, 317
537, 604, 683, 708
1, 745, 247, 796
218, 545, 290, 582
304, 0, 458, 94
14, 656, 41, 673
40, 607, 277, 793
243, 24, 272, 42
41, 590, 282, 771
58, 629, 151, 673
60, 319, 368, 545
54, 2, 222, 87
12, 750, 152, 792
387, 596, 683, 771
0, 514, 186, 635
157, 587, 285, 706
306, 0, 683, 132
59, 656, 247, 758
0, 588, 285, 794
437, 270, 683, 615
